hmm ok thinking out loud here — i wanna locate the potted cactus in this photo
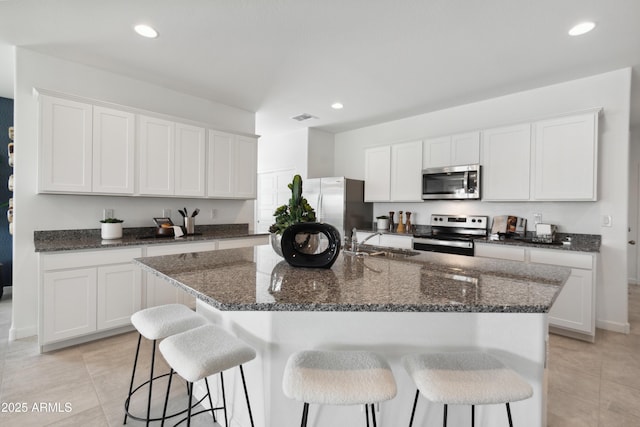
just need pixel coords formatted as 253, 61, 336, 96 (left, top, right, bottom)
269, 175, 317, 255
100, 218, 124, 239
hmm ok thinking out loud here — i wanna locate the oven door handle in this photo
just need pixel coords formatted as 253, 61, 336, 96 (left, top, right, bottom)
414, 238, 473, 249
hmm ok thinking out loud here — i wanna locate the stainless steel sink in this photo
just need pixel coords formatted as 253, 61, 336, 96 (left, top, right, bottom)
343, 246, 420, 259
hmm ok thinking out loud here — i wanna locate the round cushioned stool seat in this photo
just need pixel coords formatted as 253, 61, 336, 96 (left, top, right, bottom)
159, 324, 257, 383
131, 303, 208, 341
283, 350, 397, 406
402, 351, 533, 405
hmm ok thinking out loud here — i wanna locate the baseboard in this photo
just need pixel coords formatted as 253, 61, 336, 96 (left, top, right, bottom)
9, 325, 38, 341
549, 326, 595, 342
40, 325, 135, 353
596, 319, 631, 334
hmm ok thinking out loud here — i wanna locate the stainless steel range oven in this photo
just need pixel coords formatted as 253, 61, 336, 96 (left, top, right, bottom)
413, 214, 488, 256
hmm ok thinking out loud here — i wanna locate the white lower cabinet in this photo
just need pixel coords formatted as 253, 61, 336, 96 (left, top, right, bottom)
97, 263, 142, 330
144, 242, 218, 309
43, 268, 97, 343
40, 237, 267, 350
40, 247, 143, 348
475, 243, 596, 341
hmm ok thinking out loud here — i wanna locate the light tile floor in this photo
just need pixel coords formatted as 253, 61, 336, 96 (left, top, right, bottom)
0, 286, 639, 426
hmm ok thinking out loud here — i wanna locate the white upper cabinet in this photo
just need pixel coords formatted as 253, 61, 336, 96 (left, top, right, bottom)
208, 130, 257, 199
532, 111, 598, 201
391, 140, 423, 201
365, 141, 422, 202
423, 132, 480, 168
481, 123, 531, 201
364, 146, 391, 201
36, 91, 266, 200
39, 95, 93, 193
138, 115, 175, 195
423, 136, 451, 168
208, 130, 234, 197
139, 116, 206, 197
92, 106, 135, 194
175, 123, 206, 197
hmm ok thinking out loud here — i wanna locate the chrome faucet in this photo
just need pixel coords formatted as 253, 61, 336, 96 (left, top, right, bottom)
351, 228, 382, 252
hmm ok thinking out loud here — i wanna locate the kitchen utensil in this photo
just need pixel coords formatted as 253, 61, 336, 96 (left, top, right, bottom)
184, 217, 195, 235
184, 207, 188, 217
179, 209, 186, 217
191, 208, 200, 217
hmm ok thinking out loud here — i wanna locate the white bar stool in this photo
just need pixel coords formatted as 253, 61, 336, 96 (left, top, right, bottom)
402, 351, 533, 427
283, 350, 397, 426
159, 324, 257, 427
124, 304, 209, 425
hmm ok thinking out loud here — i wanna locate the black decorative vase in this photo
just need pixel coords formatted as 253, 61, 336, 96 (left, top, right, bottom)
281, 222, 341, 269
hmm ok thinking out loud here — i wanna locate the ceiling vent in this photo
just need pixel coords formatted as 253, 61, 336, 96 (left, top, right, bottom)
291, 113, 317, 122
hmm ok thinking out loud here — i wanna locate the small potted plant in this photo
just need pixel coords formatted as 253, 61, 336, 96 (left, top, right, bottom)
269, 175, 316, 255
100, 218, 124, 239
376, 215, 390, 231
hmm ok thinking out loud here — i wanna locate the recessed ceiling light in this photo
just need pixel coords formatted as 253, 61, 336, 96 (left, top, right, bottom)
331, 102, 344, 110
134, 24, 159, 39
568, 21, 596, 36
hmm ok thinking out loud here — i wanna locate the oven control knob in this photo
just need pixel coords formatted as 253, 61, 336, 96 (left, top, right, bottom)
471, 219, 476, 223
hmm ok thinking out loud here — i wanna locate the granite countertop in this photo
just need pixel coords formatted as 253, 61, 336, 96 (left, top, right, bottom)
357, 226, 601, 253
133, 244, 570, 314
34, 224, 268, 252
475, 233, 601, 253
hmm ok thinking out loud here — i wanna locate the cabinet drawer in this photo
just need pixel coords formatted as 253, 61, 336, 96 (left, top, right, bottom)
529, 249, 593, 270
145, 241, 218, 256
474, 244, 525, 261
42, 247, 143, 270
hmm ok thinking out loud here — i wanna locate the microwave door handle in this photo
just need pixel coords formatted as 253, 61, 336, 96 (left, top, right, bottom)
463, 172, 469, 192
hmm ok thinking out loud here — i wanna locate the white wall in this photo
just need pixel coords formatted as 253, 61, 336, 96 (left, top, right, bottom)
629, 128, 640, 284
257, 128, 308, 176
11, 48, 256, 339
307, 128, 335, 178
334, 68, 632, 334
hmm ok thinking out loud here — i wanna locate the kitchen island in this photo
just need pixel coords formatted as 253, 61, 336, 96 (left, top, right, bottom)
134, 245, 570, 427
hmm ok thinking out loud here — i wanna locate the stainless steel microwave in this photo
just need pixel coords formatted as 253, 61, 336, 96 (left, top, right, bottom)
421, 164, 480, 200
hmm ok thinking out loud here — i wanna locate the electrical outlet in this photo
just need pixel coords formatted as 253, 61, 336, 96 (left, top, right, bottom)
210, 209, 216, 219
162, 208, 172, 218
103, 209, 114, 220
601, 215, 612, 227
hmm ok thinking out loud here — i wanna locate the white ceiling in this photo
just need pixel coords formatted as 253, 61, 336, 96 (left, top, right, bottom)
0, 0, 639, 136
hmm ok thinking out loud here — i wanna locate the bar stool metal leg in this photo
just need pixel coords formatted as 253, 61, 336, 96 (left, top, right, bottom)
300, 402, 309, 427
471, 404, 475, 427
443, 403, 448, 427
123, 333, 143, 424
365, 404, 370, 427
145, 339, 157, 427
371, 403, 378, 427
408, 389, 419, 427
239, 365, 255, 427
160, 368, 174, 427
506, 402, 513, 427
204, 377, 217, 423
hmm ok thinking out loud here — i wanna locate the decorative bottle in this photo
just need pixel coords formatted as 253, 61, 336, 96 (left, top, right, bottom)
389, 211, 395, 232
396, 211, 405, 233
405, 211, 412, 234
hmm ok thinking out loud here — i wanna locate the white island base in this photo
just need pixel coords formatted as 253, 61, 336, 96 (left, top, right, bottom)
195, 301, 549, 427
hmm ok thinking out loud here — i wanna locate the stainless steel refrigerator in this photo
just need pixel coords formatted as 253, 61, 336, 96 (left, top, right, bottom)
304, 177, 373, 241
